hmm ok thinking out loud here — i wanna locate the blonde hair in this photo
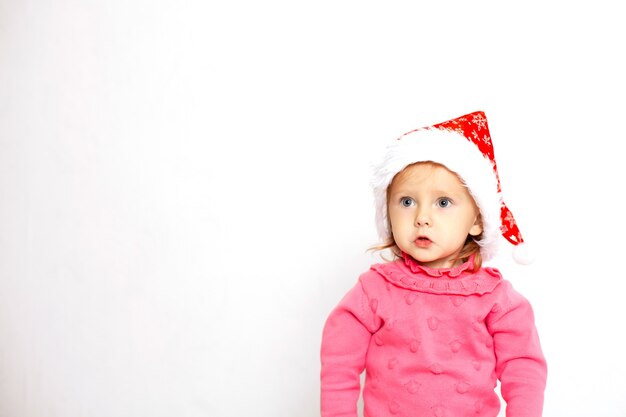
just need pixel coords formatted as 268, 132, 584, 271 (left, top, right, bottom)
369, 161, 484, 272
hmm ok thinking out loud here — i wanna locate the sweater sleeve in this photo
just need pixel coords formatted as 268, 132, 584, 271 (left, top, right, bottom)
320, 277, 382, 417
487, 282, 547, 417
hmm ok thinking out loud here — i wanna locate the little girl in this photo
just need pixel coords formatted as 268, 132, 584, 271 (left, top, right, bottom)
320, 111, 547, 417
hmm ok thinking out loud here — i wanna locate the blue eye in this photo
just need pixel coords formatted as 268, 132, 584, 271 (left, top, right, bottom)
437, 198, 452, 208
400, 197, 415, 207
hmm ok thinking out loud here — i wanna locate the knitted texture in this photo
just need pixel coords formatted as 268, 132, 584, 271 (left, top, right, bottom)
321, 257, 547, 417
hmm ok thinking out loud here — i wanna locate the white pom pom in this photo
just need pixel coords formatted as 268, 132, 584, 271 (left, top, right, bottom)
512, 243, 535, 265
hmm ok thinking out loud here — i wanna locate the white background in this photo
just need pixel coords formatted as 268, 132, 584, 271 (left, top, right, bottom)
1, 1, 625, 416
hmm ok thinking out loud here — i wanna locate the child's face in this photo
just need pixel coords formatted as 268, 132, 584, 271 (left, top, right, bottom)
387, 163, 482, 269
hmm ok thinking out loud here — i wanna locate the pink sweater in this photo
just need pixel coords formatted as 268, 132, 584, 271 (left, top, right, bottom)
320, 256, 547, 417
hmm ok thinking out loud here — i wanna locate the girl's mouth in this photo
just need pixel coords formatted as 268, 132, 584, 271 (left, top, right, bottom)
415, 236, 432, 248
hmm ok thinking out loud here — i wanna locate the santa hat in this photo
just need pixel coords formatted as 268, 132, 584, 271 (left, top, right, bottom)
372, 111, 532, 264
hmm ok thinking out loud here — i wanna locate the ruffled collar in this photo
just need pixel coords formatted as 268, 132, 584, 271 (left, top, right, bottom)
370, 253, 502, 295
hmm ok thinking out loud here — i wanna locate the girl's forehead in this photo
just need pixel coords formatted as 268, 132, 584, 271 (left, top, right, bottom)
392, 162, 463, 187
389, 162, 475, 199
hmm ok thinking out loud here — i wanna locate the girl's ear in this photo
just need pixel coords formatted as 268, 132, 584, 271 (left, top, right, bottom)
469, 223, 483, 237
469, 215, 483, 237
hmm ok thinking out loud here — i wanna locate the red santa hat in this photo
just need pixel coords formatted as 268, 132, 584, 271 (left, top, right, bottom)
372, 111, 532, 264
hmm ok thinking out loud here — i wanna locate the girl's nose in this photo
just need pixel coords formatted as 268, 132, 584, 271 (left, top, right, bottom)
415, 210, 431, 227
